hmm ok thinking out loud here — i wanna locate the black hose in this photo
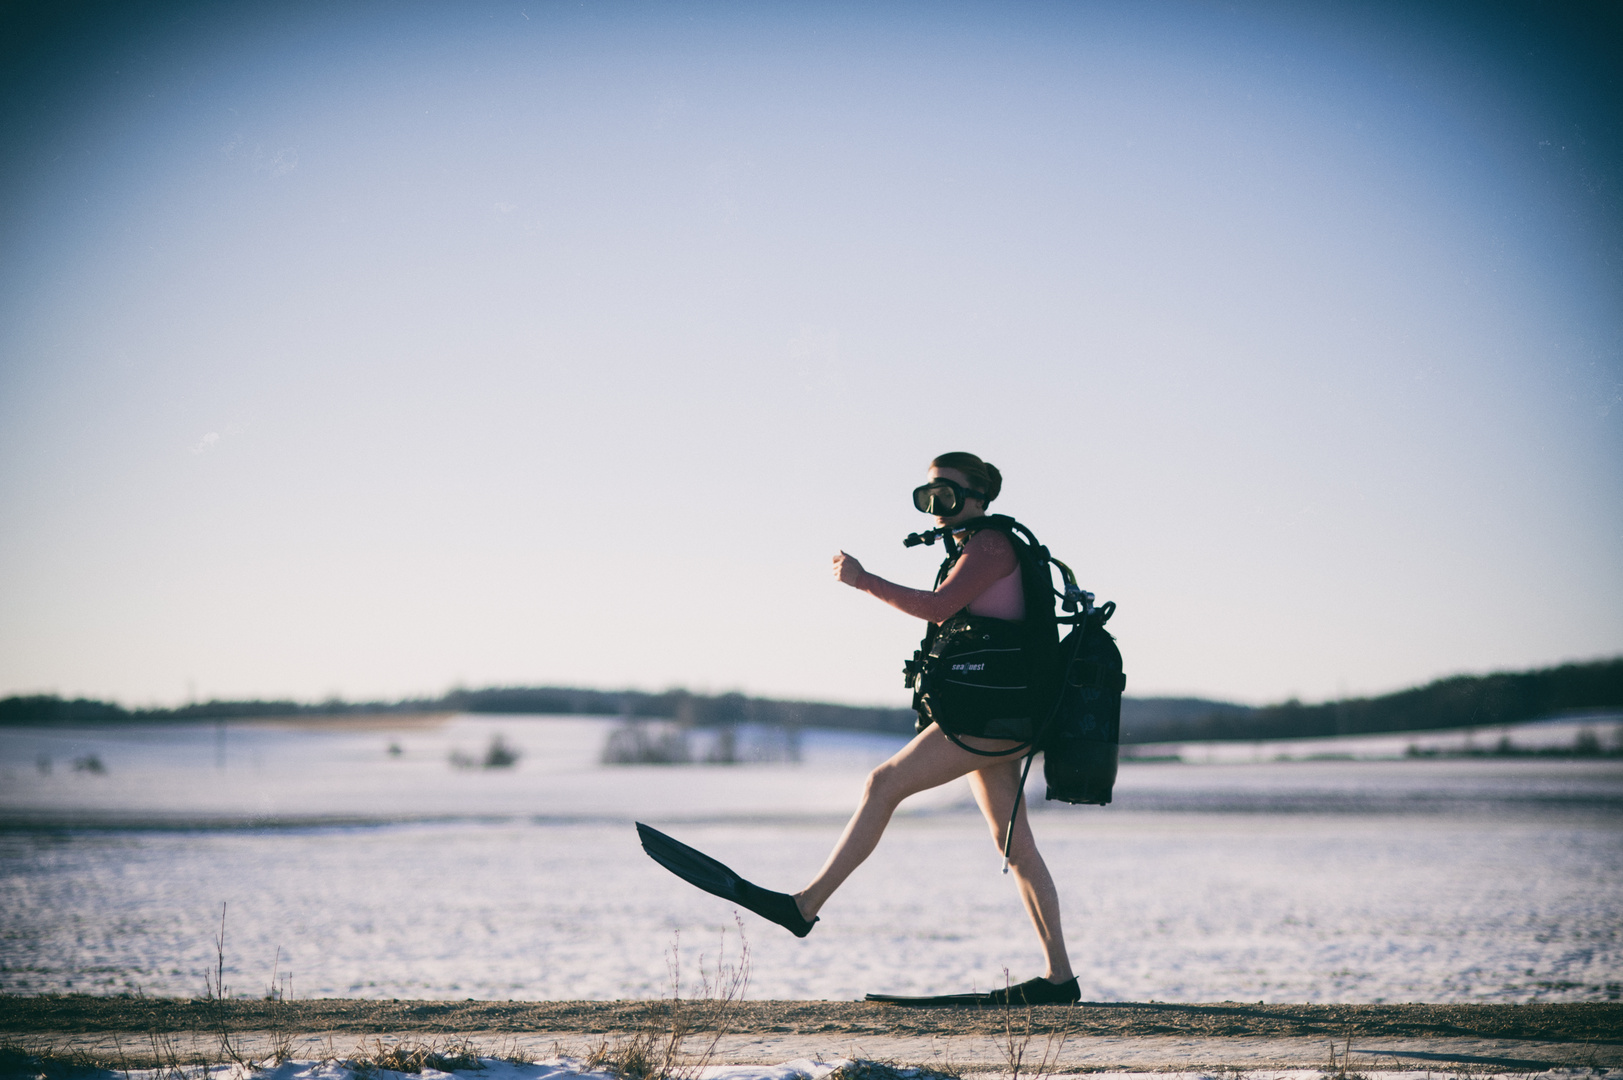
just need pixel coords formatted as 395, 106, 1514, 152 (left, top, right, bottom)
1000, 748, 1040, 873
999, 605, 1091, 871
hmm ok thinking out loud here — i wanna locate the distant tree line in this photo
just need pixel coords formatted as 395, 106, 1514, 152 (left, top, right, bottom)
0, 685, 919, 735
1118, 696, 1259, 743
1122, 656, 1623, 743
436, 686, 919, 734
2, 655, 1618, 741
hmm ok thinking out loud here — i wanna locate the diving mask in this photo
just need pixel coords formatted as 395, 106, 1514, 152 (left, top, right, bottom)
912, 477, 988, 516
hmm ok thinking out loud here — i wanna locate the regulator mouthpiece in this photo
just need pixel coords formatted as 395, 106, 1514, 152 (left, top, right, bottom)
904, 526, 952, 548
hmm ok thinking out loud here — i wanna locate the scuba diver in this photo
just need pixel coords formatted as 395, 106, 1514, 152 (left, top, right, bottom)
638, 452, 1079, 1006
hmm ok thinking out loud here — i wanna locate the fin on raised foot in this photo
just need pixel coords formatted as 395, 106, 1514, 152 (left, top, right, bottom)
635, 822, 818, 938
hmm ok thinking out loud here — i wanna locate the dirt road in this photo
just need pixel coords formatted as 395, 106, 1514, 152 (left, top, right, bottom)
3, 997, 1618, 1073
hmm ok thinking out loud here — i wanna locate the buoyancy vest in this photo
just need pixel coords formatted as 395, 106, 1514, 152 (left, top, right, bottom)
904, 514, 1061, 747
900, 510, 1124, 871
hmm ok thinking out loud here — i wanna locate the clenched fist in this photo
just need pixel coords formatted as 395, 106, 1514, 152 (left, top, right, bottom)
832, 551, 868, 589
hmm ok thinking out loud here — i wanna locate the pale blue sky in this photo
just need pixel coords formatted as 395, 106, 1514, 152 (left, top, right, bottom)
1, 1, 1618, 708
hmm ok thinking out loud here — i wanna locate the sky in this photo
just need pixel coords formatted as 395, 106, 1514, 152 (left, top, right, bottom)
0, 0, 1619, 710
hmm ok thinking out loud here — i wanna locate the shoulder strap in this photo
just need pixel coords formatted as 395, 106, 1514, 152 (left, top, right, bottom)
965, 513, 1046, 554
933, 513, 1045, 584
956, 515, 1059, 635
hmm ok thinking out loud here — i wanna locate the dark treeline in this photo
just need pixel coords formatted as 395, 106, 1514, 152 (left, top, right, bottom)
2, 655, 1619, 742
442, 686, 921, 734
1119, 696, 1259, 743
0, 686, 919, 735
1124, 656, 1623, 743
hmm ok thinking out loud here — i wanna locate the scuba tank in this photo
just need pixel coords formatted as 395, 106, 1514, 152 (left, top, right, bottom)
1044, 598, 1125, 805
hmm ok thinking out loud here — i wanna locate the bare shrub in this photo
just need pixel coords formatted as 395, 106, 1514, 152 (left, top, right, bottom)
585, 920, 751, 1080
985, 970, 1072, 1080
1321, 1035, 1371, 1080
825, 1062, 963, 1080
602, 720, 692, 765
344, 1035, 484, 1076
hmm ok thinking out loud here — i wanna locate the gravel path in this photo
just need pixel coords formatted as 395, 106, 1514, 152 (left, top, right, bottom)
3, 998, 1619, 1072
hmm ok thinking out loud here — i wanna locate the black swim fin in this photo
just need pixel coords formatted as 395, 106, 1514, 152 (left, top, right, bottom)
864, 992, 988, 1006
635, 822, 818, 938
866, 976, 1080, 1007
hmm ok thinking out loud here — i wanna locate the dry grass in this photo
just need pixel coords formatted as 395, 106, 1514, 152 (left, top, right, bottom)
342, 1035, 486, 1075
145, 1030, 207, 1079
0, 907, 535, 1077
198, 901, 256, 1070
992, 975, 1072, 1080
584, 920, 751, 1080
825, 1061, 963, 1080
1321, 1035, 1371, 1080
0, 1032, 226, 1079
0, 1040, 110, 1080
184, 901, 299, 1072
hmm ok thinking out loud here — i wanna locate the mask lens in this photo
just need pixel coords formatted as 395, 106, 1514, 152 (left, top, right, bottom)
913, 481, 961, 515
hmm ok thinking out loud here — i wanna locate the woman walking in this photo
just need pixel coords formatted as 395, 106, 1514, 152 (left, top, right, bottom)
638, 452, 1078, 1005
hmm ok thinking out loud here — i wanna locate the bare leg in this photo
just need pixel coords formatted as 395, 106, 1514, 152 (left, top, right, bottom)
967, 763, 1074, 982
793, 726, 1022, 919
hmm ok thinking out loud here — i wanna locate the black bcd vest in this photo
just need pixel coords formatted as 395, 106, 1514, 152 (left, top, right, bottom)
902, 513, 1126, 805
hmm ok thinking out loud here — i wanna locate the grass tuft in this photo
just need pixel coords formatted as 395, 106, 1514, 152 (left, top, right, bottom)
343, 1035, 486, 1076
0, 1040, 107, 1080
979, 969, 1072, 1080
584, 918, 751, 1080
1321, 1035, 1371, 1080
825, 1061, 963, 1080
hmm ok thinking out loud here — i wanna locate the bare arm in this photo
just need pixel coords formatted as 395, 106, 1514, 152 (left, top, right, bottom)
833, 529, 1020, 624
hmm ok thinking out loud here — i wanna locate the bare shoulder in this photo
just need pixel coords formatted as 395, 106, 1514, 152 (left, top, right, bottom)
965, 526, 1013, 552
962, 526, 1018, 568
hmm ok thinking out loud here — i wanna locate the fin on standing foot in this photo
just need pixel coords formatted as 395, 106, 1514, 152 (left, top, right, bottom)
866, 976, 1080, 1006
984, 975, 1080, 1005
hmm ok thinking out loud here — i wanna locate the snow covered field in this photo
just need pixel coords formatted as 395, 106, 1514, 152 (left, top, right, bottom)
33, 1059, 1608, 1080
1, 715, 1620, 1003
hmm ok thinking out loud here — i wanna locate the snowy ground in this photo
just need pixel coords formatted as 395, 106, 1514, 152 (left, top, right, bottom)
6, 1054, 855, 1080
82, 1058, 1623, 1078
1, 714, 1620, 1003
3, 712, 1618, 823
21, 1055, 1621, 1080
